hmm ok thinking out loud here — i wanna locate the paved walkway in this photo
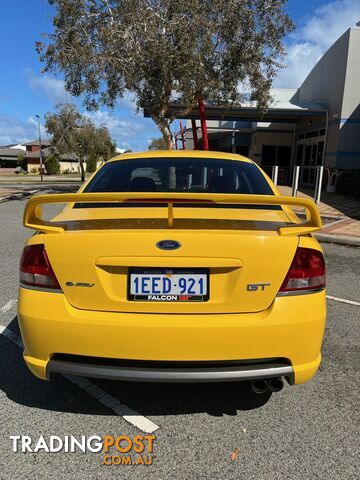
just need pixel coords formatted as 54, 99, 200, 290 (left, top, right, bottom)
279, 186, 360, 240
278, 186, 360, 218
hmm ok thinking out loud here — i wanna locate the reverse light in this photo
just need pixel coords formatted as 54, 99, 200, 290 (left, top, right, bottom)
20, 244, 61, 290
279, 247, 325, 294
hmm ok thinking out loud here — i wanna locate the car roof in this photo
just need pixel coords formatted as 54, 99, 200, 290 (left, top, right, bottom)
108, 150, 254, 164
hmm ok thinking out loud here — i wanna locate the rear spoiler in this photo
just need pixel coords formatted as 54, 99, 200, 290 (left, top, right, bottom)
23, 192, 322, 236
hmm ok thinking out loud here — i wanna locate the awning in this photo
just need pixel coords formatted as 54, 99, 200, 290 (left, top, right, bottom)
143, 104, 327, 124
143, 89, 328, 124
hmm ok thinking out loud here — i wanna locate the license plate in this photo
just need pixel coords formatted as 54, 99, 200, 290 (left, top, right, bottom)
128, 268, 209, 301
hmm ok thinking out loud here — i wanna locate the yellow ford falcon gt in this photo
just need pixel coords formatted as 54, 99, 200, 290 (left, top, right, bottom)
18, 151, 326, 393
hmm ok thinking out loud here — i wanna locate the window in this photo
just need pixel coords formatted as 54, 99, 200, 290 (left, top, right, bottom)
305, 130, 319, 138
261, 146, 292, 167
83, 157, 274, 196
277, 146, 292, 167
296, 145, 303, 166
261, 146, 277, 167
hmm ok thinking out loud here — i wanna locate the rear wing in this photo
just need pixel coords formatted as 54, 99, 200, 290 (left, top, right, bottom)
23, 192, 322, 236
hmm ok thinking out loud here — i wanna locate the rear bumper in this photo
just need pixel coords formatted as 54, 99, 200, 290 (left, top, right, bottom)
47, 357, 294, 383
18, 287, 326, 385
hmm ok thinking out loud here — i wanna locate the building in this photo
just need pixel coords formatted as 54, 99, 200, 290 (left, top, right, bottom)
25, 142, 81, 174
22, 139, 49, 172
144, 27, 360, 186
23, 139, 52, 155
0, 146, 26, 168
0, 139, 81, 173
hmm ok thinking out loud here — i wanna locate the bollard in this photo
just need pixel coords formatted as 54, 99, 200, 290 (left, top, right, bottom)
314, 166, 324, 204
272, 165, 279, 186
292, 166, 300, 197
202, 167, 208, 188
187, 173, 193, 189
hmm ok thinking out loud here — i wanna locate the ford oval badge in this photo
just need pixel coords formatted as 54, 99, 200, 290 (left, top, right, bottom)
156, 240, 182, 250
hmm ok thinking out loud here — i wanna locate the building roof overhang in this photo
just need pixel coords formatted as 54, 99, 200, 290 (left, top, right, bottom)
143, 103, 328, 124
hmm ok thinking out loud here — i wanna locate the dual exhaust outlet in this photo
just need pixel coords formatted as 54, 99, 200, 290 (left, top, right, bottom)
251, 377, 284, 394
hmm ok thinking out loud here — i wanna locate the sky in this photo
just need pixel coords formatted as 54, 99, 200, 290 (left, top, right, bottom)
0, 0, 359, 150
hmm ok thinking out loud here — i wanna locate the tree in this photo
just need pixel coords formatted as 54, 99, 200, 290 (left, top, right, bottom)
17, 154, 27, 172
148, 137, 168, 150
86, 153, 98, 173
38, 0, 294, 149
44, 150, 61, 174
45, 103, 115, 180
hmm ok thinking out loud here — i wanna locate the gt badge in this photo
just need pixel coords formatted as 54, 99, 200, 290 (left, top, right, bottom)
247, 283, 271, 292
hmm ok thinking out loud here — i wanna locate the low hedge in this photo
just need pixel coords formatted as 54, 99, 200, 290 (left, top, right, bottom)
336, 169, 360, 200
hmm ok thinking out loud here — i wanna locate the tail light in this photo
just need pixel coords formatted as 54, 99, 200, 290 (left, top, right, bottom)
279, 247, 325, 294
20, 245, 61, 290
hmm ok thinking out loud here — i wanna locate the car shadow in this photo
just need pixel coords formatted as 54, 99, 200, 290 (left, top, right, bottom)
94, 377, 272, 417
1, 316, 272, 418
0, 317, 110, 416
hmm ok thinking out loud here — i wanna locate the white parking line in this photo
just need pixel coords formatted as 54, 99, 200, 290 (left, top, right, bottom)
0, 324, 159, 433
0, 299, 17, 315
0, 324, 22, 347
326, 295, 360, 307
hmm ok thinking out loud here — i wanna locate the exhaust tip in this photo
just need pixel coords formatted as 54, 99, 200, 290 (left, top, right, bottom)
251, 379, 268, 394
268, 378, 284, 393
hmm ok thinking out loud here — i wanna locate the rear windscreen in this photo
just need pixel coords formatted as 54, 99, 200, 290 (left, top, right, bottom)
84, 158, 274, 195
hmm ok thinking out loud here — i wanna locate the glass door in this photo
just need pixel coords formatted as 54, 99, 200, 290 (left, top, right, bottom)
301, 143, 318, 186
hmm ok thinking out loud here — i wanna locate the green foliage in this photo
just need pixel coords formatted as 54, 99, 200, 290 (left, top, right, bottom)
17, 155, 28, 171
148, 138, 168, 150
45, 103, 116, 180
86, 154, 98, 173
44, 151, 61, 175
38, 0, 294, 147
336, 170, 360, 200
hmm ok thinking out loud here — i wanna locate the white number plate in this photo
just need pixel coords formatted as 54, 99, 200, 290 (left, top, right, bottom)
129, 268, 208, 301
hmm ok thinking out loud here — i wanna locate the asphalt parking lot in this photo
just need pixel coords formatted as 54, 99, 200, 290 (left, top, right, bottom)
0, 198, 359, 479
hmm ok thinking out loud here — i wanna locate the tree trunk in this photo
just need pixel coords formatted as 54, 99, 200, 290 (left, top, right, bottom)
152, 115, 176, 188
79, 157, 85, 182
191, 119, 198, 149
161, 125, 174, 150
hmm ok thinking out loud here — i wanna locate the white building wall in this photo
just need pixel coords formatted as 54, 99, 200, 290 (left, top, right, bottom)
337, 27, 360, 168
250, 130, 294, 165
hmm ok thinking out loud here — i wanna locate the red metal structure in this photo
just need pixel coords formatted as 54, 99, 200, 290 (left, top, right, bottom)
198, 97, 209, 150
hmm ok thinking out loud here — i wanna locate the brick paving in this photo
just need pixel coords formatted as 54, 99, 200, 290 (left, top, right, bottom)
278, 186, 360, 218
320, 218, 360, 238
279, 186, 360, 239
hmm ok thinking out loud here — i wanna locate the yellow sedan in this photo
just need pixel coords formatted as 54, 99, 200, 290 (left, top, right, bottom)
18, 151, 326, 394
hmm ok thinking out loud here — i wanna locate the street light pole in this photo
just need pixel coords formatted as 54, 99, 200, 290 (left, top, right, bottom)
35, 115, 44, 182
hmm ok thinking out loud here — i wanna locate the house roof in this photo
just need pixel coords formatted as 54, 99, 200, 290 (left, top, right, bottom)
0, 147, 26, 158
0, 144, 16, 149
23, 139, 52, 147
26, 147, 78, 161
